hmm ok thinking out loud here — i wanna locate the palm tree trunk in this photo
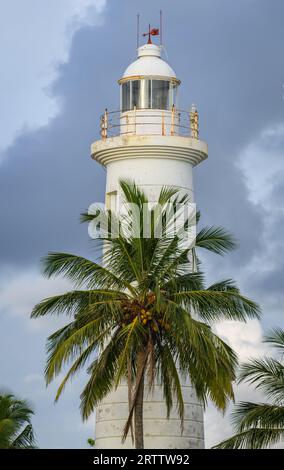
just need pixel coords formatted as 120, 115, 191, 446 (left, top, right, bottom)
127, 358, 134, 444
134, 350, 145, 449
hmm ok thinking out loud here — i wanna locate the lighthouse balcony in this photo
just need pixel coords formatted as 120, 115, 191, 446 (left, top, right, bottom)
92, 107, 207, 168
99, 107, 200, 139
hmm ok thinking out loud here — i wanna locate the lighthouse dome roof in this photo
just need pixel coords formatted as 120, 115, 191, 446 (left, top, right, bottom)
122, 44, 177, 80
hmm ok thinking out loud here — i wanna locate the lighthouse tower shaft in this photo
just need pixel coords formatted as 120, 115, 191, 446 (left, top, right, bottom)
91, 42, 208, 449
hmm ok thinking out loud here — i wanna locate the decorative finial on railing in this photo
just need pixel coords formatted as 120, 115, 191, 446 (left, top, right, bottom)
100, 109, 108, 140
171, 105, 175, 136
190, 104, 199, 139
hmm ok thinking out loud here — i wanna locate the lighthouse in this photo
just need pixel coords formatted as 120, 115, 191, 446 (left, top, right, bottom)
91, 29, 208, 449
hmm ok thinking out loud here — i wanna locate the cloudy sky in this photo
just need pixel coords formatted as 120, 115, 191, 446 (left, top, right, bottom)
0, 0, 283, 448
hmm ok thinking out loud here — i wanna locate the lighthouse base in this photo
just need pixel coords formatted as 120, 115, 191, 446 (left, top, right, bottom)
95, 380, 204, 449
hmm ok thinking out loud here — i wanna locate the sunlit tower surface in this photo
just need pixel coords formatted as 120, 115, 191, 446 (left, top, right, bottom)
91, 24, 208, 449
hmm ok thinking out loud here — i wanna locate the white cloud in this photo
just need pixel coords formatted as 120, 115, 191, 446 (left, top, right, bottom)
0, 0, 106, 154
205, 380, 266, 448
205, 319, 268, 447
214, 319, 268, 361
0, 268, 71, 330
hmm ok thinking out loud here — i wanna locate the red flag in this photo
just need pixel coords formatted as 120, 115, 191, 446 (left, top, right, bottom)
142, 26, 160, 44
150, 28, 159, 36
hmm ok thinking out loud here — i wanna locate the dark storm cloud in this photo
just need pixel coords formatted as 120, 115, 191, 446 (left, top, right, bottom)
0, 0, 284, 270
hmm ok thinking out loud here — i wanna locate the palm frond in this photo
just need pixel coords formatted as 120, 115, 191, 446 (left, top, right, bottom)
119, 179, 148, 206
174, 289, 260, 322
42, 252, 135, 292
45, 317, 112, 386
80, 332, 122, 420
238, 358, 284, 404
195, 226, 237, 255
158, 186, 180, 205
0, 393, 36, 449
11, 424, 37, 449
157, 343, 184, 426
214, 427, 284, 449
232, 401, 284, 432
54, 326, 112, 402
265, 328, 284, 351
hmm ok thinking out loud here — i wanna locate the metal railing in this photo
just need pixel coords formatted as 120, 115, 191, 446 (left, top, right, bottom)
99, 106, 199, 140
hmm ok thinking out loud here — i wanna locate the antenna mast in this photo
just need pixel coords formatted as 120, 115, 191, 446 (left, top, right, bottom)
137, 14, 140, 49
160, 10, 163, 46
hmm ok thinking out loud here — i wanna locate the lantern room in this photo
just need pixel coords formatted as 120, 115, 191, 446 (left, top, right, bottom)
118, 43, 180, 112
98, 39, 200, 139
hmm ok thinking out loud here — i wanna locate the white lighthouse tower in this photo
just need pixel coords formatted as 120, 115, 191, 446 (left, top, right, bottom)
91, 30, 208, 449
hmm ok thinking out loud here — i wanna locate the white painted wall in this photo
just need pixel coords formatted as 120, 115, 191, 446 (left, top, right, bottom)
91, 133, 208, 449
106, 156, 194, 201
95, 382, 204, 449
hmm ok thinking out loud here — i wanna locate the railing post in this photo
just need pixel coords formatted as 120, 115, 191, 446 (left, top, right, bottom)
101, 108, 108, 140
134, 105, 137, 135
100, 110, 107, 140
195, 108, 199, 139
162, 111, 165, 136
171, 105, 175, 136
190, 104, 199, 139
125, 114, 129, 135
100, 115, 104, 139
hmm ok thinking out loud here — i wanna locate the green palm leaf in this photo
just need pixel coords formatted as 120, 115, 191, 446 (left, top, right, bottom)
195, 226, 237, 255
214, 427, 284, 449
0, 393, 36, 449
232, 402, 284, 431
238, 358, 284, 404
216, 328, 284, 449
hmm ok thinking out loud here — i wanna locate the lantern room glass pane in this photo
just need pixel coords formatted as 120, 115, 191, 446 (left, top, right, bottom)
140, 79, 151, 109
152, 80, 170, 110
131, 80, 140, 109
172, 83, 178, 107
121, 79, 176, 111
122, 82, 130, 112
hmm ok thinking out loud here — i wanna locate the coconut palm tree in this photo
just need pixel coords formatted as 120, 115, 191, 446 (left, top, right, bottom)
0, 392, 36, 449
31, 181, 260, 449
215, 328, 284, 449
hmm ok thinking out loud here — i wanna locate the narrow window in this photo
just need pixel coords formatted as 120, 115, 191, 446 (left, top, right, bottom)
106, 191, 117, 211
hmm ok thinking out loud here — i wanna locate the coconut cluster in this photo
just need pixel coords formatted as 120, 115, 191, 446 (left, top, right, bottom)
120, 292, 170, 332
